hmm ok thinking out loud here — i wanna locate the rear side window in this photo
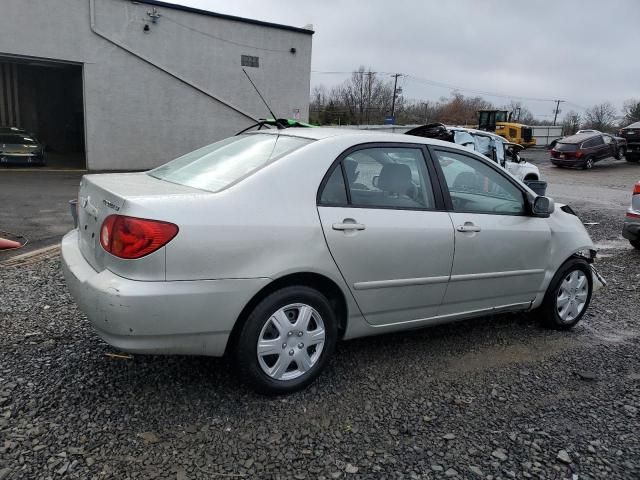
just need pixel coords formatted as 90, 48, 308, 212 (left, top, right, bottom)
149, 134, 312, 192
555, 143, 577, 152
319, 166, 348, 205
319, 147, 436, 210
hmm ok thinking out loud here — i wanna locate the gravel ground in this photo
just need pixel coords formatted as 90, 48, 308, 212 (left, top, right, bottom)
1, 202, 639, 479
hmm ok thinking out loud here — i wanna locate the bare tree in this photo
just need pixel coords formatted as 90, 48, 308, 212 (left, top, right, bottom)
583, 102, 617, 132
622, 99, 640, 125
561, 110, 582, 135
507, 101, 535, 125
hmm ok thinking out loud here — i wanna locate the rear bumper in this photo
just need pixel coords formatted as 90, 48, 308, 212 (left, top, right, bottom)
550, 158, 584, 168
61, 230, 270, 356
0, 153, 44, 165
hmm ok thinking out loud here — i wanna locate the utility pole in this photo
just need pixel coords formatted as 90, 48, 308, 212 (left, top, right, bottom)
552, 100, 565, 126
390, 73, 402, 121
365, 70, 374, 125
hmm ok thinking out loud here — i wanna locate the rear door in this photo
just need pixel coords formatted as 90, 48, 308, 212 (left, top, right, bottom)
431, 147, 551, 315
592, 135, 609, 159
317, 144, 454, 326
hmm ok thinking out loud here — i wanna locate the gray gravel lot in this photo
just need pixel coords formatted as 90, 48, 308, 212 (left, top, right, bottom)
1, 159, 639, 479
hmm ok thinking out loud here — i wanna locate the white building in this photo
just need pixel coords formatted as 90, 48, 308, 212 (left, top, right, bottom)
0, 0, 313, 170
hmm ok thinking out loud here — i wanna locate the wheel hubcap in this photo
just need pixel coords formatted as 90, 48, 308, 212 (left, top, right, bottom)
556, 270, 589, 323
257, 303, 326, 381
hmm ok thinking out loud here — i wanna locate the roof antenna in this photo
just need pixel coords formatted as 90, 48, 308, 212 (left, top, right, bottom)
242, 68, 285, 129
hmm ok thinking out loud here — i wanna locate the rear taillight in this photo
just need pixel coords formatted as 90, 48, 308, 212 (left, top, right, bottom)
575, 150, 583, 159
634, 182, 640, 195
100, 215, 178, 259
627, 211, 640, 219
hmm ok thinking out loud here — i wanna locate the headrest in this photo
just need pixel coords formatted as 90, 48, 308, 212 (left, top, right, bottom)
378, 163, 412, 193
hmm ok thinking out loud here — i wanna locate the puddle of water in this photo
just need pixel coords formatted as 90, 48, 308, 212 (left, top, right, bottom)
582, 325, 638, 344
594, 238, 630, 250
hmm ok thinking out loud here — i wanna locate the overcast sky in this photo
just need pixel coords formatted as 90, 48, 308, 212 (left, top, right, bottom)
169, 0, 638, 119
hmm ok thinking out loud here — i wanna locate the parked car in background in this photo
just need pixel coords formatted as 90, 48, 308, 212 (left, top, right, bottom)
0, 128, 46, 166
550, 132, 627, 169
622, 180, 640, 250
62, 128, 603, 393
405, 123, 545, 194
619, 121, 640, 162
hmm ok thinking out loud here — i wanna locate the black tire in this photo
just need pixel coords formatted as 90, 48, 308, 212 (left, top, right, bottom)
626, 153, 639, 163
583, 157, 594, 170
630, 239, 640, 250
615, 146, 625, 160
537, 258, 593, 330
234, 286, 338, 394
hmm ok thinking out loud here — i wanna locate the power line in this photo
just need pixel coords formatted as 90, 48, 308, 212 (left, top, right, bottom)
405, 75, 557, 102
311, 69, 560, 103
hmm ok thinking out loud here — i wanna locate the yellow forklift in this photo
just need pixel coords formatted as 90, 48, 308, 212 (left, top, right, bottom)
477, 110, 536, 147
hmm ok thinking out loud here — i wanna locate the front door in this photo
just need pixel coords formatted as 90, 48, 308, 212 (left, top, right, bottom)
431, 148, 552, 315
317, 144, 454, 326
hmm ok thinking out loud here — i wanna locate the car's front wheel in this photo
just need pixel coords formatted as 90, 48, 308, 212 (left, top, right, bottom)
538, 258, 593, 330
235, 286, 338, 394
615, 146, 625, 160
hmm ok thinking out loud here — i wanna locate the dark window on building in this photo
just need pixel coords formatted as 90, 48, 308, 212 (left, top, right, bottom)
241, 55, 259, 68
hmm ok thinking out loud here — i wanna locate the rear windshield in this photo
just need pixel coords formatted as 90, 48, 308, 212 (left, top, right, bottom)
555, 142, 578, 152
149, 133, 313, 192
0, 135, 36, 144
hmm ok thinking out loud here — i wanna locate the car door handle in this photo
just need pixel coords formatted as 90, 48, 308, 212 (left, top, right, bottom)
456, 224, 481, 233
333, 221, 366, 231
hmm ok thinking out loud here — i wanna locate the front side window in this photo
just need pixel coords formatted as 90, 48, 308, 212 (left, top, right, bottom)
149, 134, 312, 192
435, 150, 525, 215
319, 147, 435, 209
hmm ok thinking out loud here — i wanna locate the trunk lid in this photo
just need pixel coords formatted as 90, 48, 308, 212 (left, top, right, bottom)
76, 172, 203, 273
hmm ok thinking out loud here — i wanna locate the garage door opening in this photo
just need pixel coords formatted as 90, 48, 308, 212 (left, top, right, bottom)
0, 55, 85, 169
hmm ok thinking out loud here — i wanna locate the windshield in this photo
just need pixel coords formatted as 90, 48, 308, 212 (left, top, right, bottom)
149, 134, 313, 192
0, 135, 37, 144
495, 111, 508, 122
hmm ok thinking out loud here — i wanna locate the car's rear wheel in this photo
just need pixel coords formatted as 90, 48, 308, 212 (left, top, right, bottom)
630, 239, 640, 250
235, 286, 337, 394
626, 153, 639, 163
583, 157, 594, 170
538, 258, 593, 330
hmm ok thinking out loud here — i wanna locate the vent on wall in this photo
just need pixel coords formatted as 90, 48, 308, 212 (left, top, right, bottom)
241, 55, 259, 68
0, 62, 20, 126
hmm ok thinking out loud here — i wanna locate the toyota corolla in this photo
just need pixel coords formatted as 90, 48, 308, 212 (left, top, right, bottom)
62, 128, 602, 393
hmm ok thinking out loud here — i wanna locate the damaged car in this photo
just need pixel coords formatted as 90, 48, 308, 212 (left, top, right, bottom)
405, 123, 546, 195
62, 128, 603, 393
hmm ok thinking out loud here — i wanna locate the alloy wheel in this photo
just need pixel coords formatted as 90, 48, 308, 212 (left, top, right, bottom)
256, 303, 326, 381
585, 158, 594, 169
556, 270, 589, 323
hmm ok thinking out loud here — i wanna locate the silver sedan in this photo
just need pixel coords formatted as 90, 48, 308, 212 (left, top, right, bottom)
62, 128, 602, 393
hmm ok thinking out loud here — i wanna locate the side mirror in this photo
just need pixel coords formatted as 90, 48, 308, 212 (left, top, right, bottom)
532, 196, 555, 217
372, 175, 379, 188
